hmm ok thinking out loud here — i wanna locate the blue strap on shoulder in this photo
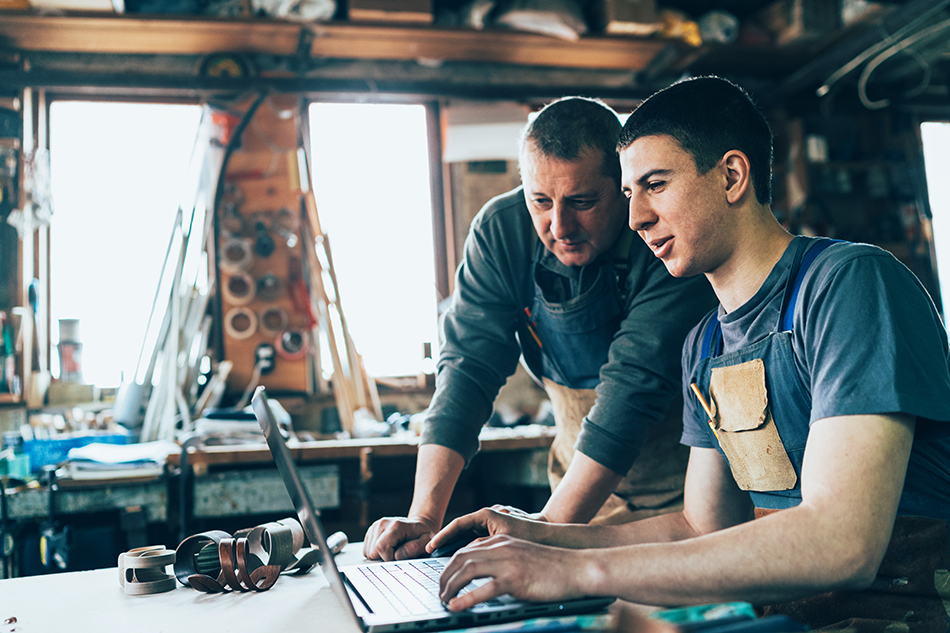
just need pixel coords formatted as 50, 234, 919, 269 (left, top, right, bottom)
700, 311, 722, 360
700, 238, 841, 360
779, 238, 839, 332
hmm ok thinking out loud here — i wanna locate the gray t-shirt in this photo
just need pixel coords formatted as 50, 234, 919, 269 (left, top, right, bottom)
421, 186, 716, 474
681, 237, 950, 518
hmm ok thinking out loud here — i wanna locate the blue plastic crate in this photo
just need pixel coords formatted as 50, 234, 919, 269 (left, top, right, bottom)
23, 432, 132, 473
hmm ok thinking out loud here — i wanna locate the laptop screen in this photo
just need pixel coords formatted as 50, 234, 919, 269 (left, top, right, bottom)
252, 386, 364, 625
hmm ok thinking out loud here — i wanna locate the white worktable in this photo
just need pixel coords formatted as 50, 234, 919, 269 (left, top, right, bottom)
1, 544, 367, 633
0, 543, 676, 633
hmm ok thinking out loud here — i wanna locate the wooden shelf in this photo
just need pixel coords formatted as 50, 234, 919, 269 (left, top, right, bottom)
0, 12, 675, 71
169, 429, 555, 468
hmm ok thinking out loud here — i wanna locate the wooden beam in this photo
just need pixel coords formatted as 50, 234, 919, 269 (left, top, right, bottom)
0, 13, 670, 71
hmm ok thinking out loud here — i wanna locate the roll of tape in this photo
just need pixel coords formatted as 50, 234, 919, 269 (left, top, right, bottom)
224, 307, 257, 340
118, 546, 177, 595
276, 329, 307, 361
259, 307, 288, 335
222, 272, 254, 306
256, 273, 282, 302
220, 238, 253, 273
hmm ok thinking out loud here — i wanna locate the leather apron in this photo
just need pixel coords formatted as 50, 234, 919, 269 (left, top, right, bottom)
526, 233, 688, 525
692, 238, 950, 632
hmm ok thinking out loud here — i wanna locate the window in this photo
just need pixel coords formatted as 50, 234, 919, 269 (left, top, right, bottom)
308, 102, 439, 378
921, 121, 950, 316
49, 101, 203, 388
48, 100, 439, 390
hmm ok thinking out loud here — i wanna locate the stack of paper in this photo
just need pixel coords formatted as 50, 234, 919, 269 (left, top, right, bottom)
62, 440, 179, 481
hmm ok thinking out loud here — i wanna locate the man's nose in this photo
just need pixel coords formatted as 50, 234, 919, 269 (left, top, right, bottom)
628, 195, 655, 232
551, 203, 576, 239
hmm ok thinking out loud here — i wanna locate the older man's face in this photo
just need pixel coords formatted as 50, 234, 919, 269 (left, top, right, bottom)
522, 144, 627, 268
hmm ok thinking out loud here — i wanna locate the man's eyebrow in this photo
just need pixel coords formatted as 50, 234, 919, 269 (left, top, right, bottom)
636, 169, 671, 186
565, 190, 600, 199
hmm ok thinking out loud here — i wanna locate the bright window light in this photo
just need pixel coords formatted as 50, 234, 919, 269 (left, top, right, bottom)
308, 102, 439, 378
921, 121, 950, 317
49, 101, 203, 388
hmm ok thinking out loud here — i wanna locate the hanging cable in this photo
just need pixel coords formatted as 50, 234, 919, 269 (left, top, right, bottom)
816, 3, 948, 98
857, 17, 950, 109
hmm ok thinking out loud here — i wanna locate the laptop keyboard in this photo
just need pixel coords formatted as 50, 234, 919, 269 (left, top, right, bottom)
357, 559, 502, 616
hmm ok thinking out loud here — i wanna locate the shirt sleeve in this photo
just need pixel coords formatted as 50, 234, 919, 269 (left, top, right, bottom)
797, 244, 950, 428
679, 310, 719, 449
419, 192, 533, 465
575, 239, 719, 475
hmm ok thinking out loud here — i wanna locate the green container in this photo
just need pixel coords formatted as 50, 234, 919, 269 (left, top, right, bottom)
0, 452, 31, 480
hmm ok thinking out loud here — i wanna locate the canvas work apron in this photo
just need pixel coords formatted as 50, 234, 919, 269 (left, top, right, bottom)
693, 237, 950, 632
526, 232, 688, 525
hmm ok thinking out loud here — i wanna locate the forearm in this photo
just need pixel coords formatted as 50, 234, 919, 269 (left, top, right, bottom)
541, 452, 622, 524
407, 444, 466, 528
578, 416, 915, 606
523, 506, 698, 550
580, 505, 874, 607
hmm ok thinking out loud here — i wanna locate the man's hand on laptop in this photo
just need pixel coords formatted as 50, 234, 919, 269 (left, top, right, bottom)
426, 505, 546, 558
363, 516, 439, 561
437, 535, 588, 611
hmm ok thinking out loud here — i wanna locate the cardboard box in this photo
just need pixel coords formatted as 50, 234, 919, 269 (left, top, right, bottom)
590, 0, 659, 36
29, 0, 120, 10
348, 0, 432, 24
47, 382, 98, 406
755, 0, 841, 45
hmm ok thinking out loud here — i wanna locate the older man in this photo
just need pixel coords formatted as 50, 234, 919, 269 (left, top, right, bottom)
363, 96, 715, 561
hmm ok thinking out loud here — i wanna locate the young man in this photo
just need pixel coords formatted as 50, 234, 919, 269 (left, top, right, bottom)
363, 97, 715, 561
429, 77, 950, 630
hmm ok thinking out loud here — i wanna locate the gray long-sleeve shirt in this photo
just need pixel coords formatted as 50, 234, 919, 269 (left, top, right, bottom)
420, 187, 717, 474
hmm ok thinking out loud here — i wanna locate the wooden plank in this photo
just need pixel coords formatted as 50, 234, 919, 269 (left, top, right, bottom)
0, 14, 305, 56
169, 430, 555, 467
0, 14, 670, 71
308, 22, 668, 69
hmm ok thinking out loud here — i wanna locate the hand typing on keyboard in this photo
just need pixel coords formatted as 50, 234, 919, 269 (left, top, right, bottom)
357, 558, 504, 616
435, 533, 590, 612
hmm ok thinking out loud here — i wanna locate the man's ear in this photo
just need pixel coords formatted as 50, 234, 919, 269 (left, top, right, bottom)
721, 150, 751, 204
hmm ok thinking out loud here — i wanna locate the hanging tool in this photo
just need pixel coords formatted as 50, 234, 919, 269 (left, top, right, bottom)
39, 466, 70, 571
0, 477, 15, 579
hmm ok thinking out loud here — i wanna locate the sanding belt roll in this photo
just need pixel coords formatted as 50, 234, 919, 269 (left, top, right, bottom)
172, 518, 322, 594
118, 545, 177, 595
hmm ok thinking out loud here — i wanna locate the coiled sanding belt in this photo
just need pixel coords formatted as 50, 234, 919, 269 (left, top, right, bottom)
173, 519, 325, 593
118, 545, 177, 595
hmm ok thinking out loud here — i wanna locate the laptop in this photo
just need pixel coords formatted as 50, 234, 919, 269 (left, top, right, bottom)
252, 386, 615, 633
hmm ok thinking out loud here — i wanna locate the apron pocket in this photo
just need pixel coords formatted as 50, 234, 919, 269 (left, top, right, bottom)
710, 358, 798, 492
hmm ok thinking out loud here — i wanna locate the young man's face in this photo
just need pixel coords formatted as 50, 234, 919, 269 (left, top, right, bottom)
522, 144, 627, 268
620, 134, 732, 278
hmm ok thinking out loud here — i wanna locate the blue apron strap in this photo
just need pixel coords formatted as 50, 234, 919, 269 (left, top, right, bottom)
701, 238, 842, 359
700, 311, 722, 360
780, 239, 841, 332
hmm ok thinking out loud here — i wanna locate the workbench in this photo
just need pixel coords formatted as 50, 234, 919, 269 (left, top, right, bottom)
1, 426, 555, 577
172, 426, 555, 539
0, 542, 664, 633
0, 544, 383, 633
